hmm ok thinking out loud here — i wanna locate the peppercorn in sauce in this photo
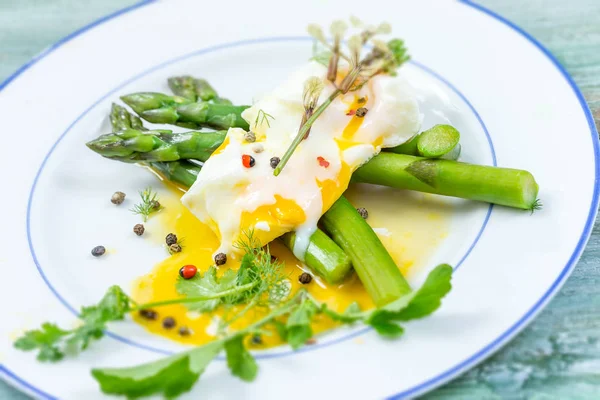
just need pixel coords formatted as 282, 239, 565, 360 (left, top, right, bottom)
131, 183, 449, 348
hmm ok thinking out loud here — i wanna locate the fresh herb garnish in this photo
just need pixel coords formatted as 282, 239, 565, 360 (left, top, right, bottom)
15, 263, 452, 398
130, 187, 162, 221
254, 109, 275, 129
274, 18, 410, 176
14, 286, 130, 361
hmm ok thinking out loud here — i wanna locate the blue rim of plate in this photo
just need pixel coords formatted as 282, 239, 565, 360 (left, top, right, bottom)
0, 0, 597, 399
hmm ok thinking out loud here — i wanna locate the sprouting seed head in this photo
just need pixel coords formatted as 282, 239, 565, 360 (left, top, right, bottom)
371, 39, 390, 54
330, 20, 348, 38
307, 24, 327, 44
349, 15, 363, 27
303, 77, 324, 111
347, 35, 363, 66
376, 22, 392, 34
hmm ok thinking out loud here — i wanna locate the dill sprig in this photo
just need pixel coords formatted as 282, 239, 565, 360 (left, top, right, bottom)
173, 230, 290, 332
130, 187, 162, 222
254, 109, 275, 129
529, 198, 543, 214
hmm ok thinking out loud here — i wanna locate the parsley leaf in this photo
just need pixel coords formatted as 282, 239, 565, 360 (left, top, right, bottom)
225, 336, 258, 381
14, 323, 69, 362
175, 266, 240, 312
14, 286, 131, 361
286, 298, 318, 349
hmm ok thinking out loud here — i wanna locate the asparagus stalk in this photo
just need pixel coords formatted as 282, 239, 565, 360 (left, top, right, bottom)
107, 109, 412, 300
108, 109, 353, 285
110, 103, 147, 131
167, 76, 232, 104
353, 152, 539, 210
87, 129, 226, 162
88, 129, 538, 210
388, 124, 461, 160
150, 160, 352, 284
320, 196, 411, 306
121, 92, 249, 130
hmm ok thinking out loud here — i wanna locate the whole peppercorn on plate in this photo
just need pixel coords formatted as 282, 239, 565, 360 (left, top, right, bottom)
0, 1, 597, 399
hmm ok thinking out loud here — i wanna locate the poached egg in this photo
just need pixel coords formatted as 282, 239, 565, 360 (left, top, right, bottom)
181, 61, 421, 259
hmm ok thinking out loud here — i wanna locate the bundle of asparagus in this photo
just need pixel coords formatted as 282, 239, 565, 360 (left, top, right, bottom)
88, 78, 539, 307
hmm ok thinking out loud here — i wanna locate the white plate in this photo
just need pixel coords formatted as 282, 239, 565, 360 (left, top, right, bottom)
0, 1, 597, 399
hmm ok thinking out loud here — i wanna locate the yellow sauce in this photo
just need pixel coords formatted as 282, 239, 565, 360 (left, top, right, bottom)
131, 184, 449, 348
132, 100, 449, 348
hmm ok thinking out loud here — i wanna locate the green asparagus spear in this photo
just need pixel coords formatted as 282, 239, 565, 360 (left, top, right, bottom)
388, 124, 461, 160
320, 196, 412, 306
87, 129, 226, 162
168, 76, 232, 104
353, 152, 539, 210
110, 103, 147, 131
150, 160, 352, 284
121, 92, 249, 130
106, 109, 415, 300
88, 129, 538, 210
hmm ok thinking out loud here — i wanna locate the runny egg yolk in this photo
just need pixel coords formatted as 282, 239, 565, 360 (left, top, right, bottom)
131, 186, 450, 348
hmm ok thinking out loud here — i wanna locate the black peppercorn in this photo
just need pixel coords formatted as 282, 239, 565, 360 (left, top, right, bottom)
139, 309, 158, 320
162, 317, 176, 329
111, 191, 126, 205
165, 233, 178, 246
214, 252, 227, 266
251, 335, 263, 345
356, 207, 369, 219
150, 199, 161, 211
299, 272, 312, 284
91, 246, 106, 257
178, 326, 191, 336
270, 157, 280, 169
356, 107, 368, 117
169, 243, 182, 254
244, 131, 256, 143
133, 223, 145, 236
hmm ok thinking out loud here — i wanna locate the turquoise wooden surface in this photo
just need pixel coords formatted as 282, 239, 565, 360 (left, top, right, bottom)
1, 1, 599, 398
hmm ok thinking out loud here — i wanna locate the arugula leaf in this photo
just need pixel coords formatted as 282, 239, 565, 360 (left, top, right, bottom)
366, 264, 452, 332
286, 298, 318, 349
92, 292, 303, 397
14, 286, 130, 361
92, 340, 224, 399
225, 336, 258, 381
367, 315, 405, 338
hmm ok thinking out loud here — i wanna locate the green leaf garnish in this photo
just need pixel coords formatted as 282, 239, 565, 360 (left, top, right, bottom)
14, 286, 130, 361
92, 340, 224, 399
176, 266, 243, 312
285, 298, 318, 349
130, 187, 162, 222
254, 109, 275, 129
225, 336, 258, 381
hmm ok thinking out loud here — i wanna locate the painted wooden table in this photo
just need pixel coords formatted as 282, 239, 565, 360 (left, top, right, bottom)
1, 1, 599, 398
